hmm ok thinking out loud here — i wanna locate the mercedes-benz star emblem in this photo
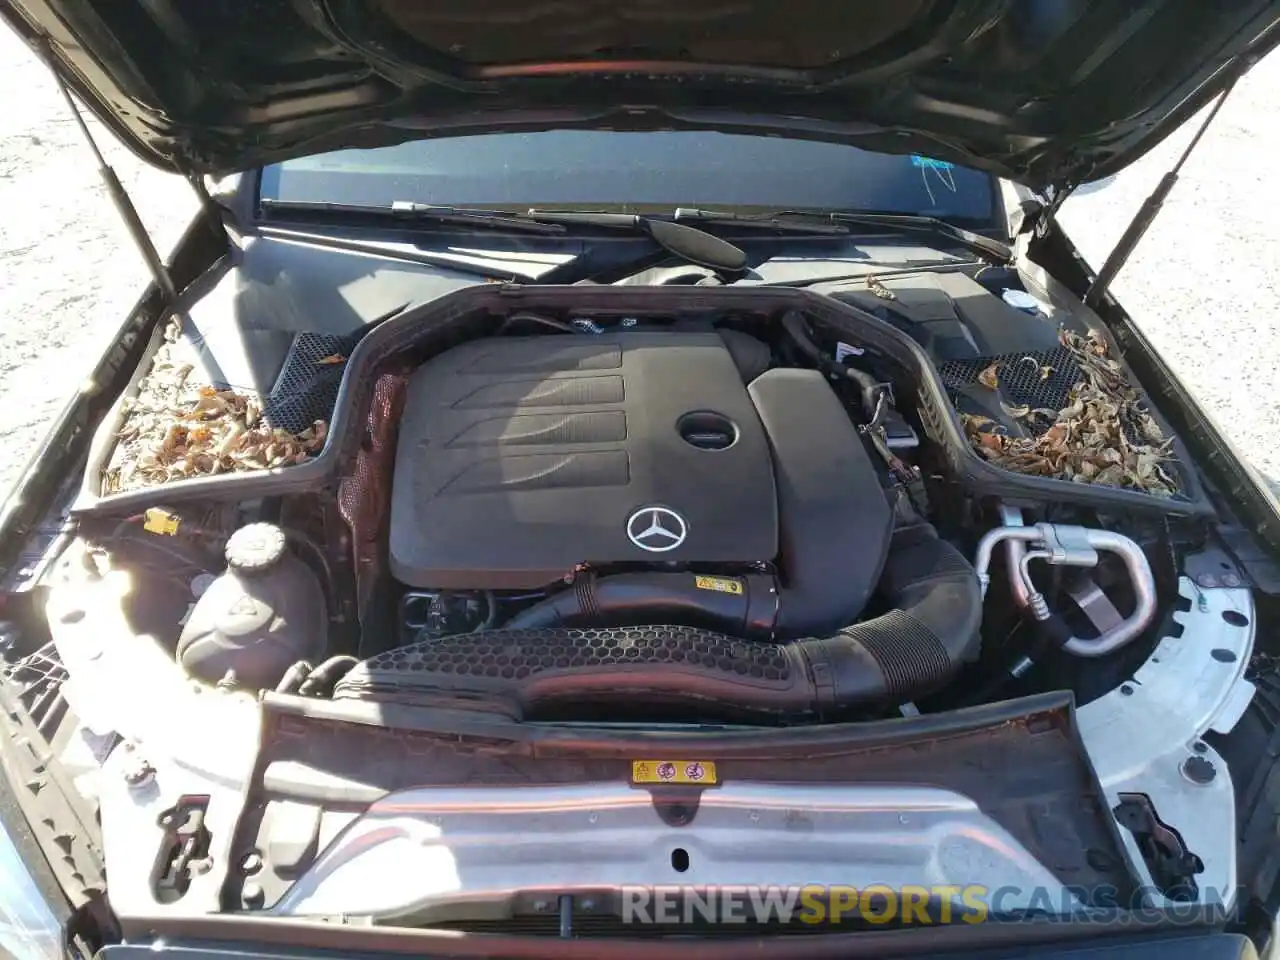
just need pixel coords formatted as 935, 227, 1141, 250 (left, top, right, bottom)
626, 506, 688, 553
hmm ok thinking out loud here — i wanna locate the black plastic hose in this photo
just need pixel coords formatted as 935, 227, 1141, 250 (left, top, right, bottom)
297, 655, 359, 697
503, 572, 779, 638
780, 310, 885, 418
795, 516, 981, 707
338, 512, 981, 717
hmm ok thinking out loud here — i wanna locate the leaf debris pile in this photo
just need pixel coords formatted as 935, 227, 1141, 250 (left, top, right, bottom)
960, 330, 1179, 497
103, 320, 328, 493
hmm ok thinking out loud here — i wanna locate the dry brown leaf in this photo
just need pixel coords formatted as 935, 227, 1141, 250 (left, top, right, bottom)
317, 354, 346, 365
958, 329, 1178, 496
1000, 401, 1031, 419
866, 276, 896, 301
102, 333, 330, 492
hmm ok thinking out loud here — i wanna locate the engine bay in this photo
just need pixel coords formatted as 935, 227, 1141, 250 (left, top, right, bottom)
39, 279, 1225, 722
2, 275, 1264, 924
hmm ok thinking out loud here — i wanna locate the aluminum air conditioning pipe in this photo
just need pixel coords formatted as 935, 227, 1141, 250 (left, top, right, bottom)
973, 513, 1158, 658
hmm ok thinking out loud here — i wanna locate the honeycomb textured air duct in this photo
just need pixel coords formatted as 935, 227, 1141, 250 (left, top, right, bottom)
333, 512, 981, 717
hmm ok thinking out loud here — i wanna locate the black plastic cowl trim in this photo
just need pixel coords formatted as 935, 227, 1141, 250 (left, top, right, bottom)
71, 283, 1215, 519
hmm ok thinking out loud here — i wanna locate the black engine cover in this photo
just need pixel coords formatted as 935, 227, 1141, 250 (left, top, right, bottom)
390, 333, 778, 589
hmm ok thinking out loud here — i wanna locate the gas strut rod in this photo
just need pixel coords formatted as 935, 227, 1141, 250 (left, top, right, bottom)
46, 56, 179, 307
1084, 72, 1240, 310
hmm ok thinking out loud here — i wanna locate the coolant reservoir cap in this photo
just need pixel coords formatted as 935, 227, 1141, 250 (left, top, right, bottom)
225, 523, 288, 575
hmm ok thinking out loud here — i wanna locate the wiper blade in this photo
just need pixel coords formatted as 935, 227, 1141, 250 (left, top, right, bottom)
672, 207, 851, 235
830, 212, 1012, 263
258, 203, 749, 283
255, 225, 539, 282
259, 202, 749, 278
675, 207, 1011, 263
526, 209, 747, 275
258, 199, 568, 235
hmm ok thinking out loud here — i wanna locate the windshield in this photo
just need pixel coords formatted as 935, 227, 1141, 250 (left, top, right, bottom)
259, 130, 998, 227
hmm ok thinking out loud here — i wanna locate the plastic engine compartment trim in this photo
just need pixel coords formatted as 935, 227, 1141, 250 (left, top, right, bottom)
70, 285, 1215, 518
388, 331, 779, 589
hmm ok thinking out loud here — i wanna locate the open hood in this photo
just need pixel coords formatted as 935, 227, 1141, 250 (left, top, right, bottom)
4, 0, 1280, 189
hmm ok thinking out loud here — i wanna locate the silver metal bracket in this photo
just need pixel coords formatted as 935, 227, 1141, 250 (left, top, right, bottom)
1078, 577, 1255, 908
1037, 524, 1099, 567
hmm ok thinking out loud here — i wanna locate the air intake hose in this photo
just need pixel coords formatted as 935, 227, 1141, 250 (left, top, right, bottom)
795, 511, 981, 707
334, 511, 981, 716
501, 570, 781, 639
503, 505, 978, 707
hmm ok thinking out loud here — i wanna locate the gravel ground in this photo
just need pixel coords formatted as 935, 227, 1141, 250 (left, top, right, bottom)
1, 27, 1278, 498
0, 27, 192, 498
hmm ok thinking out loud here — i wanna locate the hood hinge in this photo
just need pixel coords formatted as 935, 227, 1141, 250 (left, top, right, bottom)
1041, 182, 1074, 232
1013, 178, 1074, 242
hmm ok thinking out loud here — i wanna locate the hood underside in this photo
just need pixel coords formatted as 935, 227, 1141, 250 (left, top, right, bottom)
4, 0, 1280, 187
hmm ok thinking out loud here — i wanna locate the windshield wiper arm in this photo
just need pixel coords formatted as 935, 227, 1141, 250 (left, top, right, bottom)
674, 207, 1011, 263
254, 224, 539, 282
526, 209, 748, 276
258, 199, 569, 235
672, 208, 851, 235
257, 203, 750, 283
830, 212, 1012, 263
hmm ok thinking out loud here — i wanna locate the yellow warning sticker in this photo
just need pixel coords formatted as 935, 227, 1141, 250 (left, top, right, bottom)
632, 760, 718, 785
142, 507, 181, 536
694, 575, 744, 595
